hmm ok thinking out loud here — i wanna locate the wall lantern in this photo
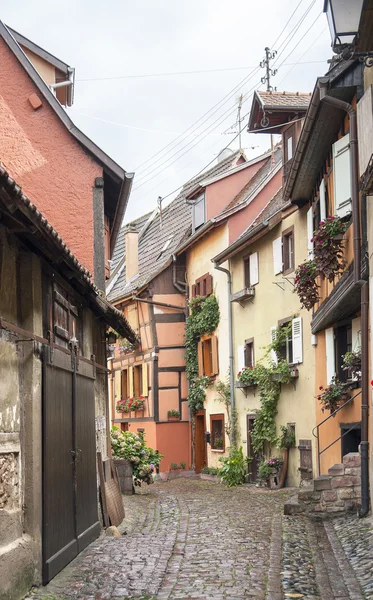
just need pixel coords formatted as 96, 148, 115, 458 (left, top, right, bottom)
324, 0, 373, 66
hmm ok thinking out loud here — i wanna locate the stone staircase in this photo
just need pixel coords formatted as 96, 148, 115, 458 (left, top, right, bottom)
284, 452, 361, 516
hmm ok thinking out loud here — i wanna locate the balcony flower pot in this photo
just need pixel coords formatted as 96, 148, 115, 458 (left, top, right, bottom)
168, 416, 180, 422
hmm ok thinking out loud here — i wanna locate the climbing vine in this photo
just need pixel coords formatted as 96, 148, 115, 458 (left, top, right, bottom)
185, 294, 220, 413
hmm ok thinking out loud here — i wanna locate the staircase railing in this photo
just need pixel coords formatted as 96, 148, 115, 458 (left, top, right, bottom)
312, 389, 361, 475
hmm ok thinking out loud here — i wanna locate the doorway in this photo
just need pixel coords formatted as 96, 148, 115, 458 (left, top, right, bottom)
195, 410, 207, 473
341, 422, 361, 458
246, 415, 258, 483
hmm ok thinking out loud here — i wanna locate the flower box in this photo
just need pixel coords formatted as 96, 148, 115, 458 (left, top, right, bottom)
290, 367, 299, 378
269, 372, 283, 382
168, 416, 180, 422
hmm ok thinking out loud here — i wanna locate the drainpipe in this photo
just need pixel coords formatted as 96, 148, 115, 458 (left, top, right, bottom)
318, 80, 369, 516
213, 262, 235, 446
172, 254, 188, 295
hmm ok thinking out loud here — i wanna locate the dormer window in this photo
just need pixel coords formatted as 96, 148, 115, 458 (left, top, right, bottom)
192, 193, 205, 233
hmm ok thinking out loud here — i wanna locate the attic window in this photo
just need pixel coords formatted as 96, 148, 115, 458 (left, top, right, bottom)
157, 237, 173, 260
192, 193, 205, 232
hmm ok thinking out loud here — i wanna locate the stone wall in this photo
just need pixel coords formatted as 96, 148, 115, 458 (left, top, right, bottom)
285, 452, 361, 516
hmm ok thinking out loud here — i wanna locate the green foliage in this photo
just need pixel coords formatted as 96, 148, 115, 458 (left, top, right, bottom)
278, 425, 296, 449
219, 447, 246, 487
180, 461, 186, 469
258, 456, 283, 481
342, 350, 361, 379
185, 294, 220, 413
111, 427, 162, 486
200, 466, 220, 475
317, 376, 351, 413
213, 378, 237, 446
294, 259, 319, 310
167, 409, 180, 418
237, 365, 256, 385
267, 321, 294, 359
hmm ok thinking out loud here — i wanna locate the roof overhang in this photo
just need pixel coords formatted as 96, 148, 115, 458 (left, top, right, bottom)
247, 90, 309, 134
0, 164, 136, 342
283, 60, 364, 205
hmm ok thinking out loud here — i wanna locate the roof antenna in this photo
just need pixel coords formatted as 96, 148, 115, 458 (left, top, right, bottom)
157, 196, 163, 230
260, 47, 277, 167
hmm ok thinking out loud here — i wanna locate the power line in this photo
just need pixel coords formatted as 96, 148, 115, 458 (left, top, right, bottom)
275, 11, 323, 71
271, 0, 306, 48
276, 27, 328, 87
273, 0, 317, 65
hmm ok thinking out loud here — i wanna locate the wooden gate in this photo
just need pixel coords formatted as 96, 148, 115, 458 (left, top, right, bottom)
42, 346, 100, 584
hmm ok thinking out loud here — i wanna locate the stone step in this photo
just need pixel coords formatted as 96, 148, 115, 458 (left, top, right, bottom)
328, 463, 344, 476
284, 495, 306, 515
313, 474, 332, 491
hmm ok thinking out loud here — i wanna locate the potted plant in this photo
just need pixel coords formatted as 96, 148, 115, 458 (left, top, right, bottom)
312, 216, 349, 282
116, 397, 131, 414
131, 397, 145, 413
294, 259, 319, 310
269, 360, 292, 384
317, 376, 351, 414
342, 349, 361, 383
258, 456, 283, 488
236, 365, 256, 388
167, 409, 181, 421
213, 437, 224, 449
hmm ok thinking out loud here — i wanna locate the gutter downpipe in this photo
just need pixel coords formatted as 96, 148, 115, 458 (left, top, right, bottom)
172, 254, 188, 296
318, 80, 369, 517
213, 262, 235, 447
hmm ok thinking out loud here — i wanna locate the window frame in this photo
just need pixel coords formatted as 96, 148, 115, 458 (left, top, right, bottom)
244, 338, 255, 368
198, 334, 219, 377
282, 225, 294, 275
283, 123, 296, 164
133, 364, 143, 397
334, 321, 352, 383
192, 192, 206, 232
210, 413, 225, 451
277, 317, 294, 364
121, 368, 129, 401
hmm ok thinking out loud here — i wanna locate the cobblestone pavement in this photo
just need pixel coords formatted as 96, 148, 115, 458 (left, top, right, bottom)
24, 479, 369, 600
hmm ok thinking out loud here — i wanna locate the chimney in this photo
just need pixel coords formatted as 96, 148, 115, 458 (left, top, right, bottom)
125, 224, 139, 280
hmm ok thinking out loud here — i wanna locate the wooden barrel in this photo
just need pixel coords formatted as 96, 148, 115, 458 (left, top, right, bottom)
113, 459, 134, 495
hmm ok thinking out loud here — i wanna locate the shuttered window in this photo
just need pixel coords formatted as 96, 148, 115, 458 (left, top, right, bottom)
282, 227, 294, 274
52, 282, 82, 350
121, 369, 129, 400
292, 317, 303, 364
273, 237, 283, 275
249, 252, 259, 285
210, 414, 225, 451
307, 207, 314, 258
273, 317, 303, 365
319, 179, 326, 221
333, 133, 352, 217
325, 328, 335, 384
245, 339, 254, 367
198, 335, 219, 377
191, 273, 213, 298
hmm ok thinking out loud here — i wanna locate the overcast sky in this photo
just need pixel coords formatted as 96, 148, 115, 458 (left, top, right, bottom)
2, 0, 332, 223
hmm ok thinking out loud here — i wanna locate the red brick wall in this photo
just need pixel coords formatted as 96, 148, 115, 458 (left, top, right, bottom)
0, 37, 101, 275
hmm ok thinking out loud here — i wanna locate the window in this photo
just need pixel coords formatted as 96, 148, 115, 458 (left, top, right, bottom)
121, 369, 128, 400
192, 193, 206, 232
283, 124, 295, 164
282, 227, 294, 274
120, 422, 129, 433
191, 273, 213, 298
287, 136, 293, 161
210, 414, 225, 451
133, 364, 143, 397
273, 237, 283, 275
245, 338, 254, 368
52, 282, 82, 350
335, 322, 352, 383
333, 133, 352, 217
243, 252, 259, 287
198, 335, 219, 377
271, 317, 303, 365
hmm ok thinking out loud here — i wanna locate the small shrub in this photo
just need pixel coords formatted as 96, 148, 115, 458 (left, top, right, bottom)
219, 447, 246, 487
200, 466, 220, 475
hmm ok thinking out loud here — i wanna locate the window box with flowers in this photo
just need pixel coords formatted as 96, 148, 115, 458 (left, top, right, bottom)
236, 365, 257, 388
317, 377, 351, 415
167, 410, 181, 421
116, 396, 145, 415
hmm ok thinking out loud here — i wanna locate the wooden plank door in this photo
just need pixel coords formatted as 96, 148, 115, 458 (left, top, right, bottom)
195, 411, 206, 473
75, 360, 100, 551
43, 347, 77, 584
246, 415, 258, 483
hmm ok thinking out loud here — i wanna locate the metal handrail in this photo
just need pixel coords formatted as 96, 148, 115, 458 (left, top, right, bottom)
312, 389, 361, 475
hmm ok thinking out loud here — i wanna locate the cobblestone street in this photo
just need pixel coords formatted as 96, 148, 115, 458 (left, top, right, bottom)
25, 479, 372, 600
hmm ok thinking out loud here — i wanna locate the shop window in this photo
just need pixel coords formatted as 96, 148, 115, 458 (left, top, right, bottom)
133, 364, 143, 397
282, 227, 294, 274
198, 335, 219, 377
210, 414, 225, 451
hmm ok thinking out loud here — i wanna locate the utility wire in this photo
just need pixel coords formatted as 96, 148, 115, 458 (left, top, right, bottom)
273, 1, 317, 65
271, 0, 305, 49
276, 26, 328, 87
275, 11, 323, 71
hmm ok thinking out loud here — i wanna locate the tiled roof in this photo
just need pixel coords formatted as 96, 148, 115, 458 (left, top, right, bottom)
238, 187, 283, 240
219, 146, 282, 215
257, 90, 311, 109
107, 150, 244, 302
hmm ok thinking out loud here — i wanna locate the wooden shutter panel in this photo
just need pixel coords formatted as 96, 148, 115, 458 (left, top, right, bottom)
114, 370, 121, 401
198, 341, 204, 376
272, 237, 283, 275
211, 336, 219, 376
325, 328, 335, 383
307, 207, 314, 258
142, 363, 148, 396
191, 284, 196, 298
237, 344, 245, 372
129, 366, 134, 397
333, 133, 352, 217
205, 274, 213, 296
270, 326, 278, 365
292, 317, 303, 364
249, 252, 259, 285
319, 179, 326, 221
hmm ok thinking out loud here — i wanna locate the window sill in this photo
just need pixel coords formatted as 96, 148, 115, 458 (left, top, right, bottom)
211, 448, 225, 453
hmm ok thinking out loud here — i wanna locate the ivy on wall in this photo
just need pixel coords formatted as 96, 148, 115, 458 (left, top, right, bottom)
185, 294, 220, 413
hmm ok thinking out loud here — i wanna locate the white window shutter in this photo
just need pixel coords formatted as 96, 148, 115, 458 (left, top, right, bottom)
307, 207, 314, 258
273, 237, 283, 275
325, 328, 335, 383
333, 134, 352, 217
237, 344, 245, 372
292, 317, 303, 364
249, 252, 259, 285
351, 317, 361, 351
319, 179, 326, 221
270, 326, 278, 365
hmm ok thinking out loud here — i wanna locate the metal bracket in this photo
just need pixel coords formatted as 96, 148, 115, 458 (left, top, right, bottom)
282, 276, 295, 287
272, 281, 285, 291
